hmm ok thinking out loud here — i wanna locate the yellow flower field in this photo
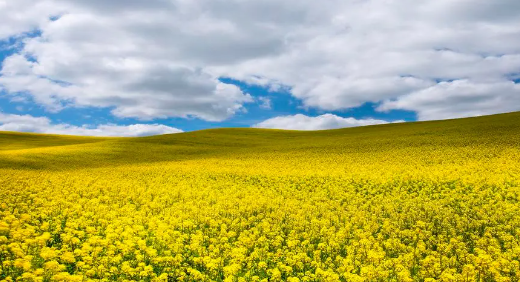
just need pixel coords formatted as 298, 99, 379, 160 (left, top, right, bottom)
1, 112, 520, 282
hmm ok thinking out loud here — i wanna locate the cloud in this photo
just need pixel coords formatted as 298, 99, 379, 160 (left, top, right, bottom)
0, 112, 182, 137
1, 0, 520, 121
257, 97, 272, 110
0, 54, 252, 121
0, 0, 61, 39
208, 0, 520, 117
378, 80, 520, 120
253, 114, 402, 131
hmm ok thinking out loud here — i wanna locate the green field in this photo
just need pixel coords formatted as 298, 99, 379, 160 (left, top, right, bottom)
1, 111, 519, 171
1, 112, 520, 282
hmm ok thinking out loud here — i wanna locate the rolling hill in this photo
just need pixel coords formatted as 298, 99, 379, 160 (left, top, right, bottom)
1, 112, 520, 281
1, 111, 519, 171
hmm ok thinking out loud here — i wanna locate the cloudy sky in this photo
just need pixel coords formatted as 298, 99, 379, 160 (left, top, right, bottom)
0, 0, 519, 136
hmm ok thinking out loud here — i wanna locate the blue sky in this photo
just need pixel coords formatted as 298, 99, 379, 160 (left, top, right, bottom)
1, 0, 519, 136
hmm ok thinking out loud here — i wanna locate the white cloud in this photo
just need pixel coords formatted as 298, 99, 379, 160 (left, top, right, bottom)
257, 97, 272, 110
1, 0, 520, 121
378, 80, 520, 121
0, 53, 252, 121
0, 0, 61, 39
253, 114, 402, 131
208, 0, 520, 117
0, 112, 182, 137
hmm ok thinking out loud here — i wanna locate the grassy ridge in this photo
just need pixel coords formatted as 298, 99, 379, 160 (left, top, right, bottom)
1, 112, 520, 282
1, 111, 519, 170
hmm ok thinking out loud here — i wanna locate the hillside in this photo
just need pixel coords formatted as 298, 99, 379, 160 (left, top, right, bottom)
1, 111, 519, 171
1, 112, 520, 281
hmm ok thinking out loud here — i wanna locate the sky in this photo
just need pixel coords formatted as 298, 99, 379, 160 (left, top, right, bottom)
0, 0, 519, 136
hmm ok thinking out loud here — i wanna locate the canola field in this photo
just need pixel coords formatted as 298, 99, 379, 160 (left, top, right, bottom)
1, 112, 520, 282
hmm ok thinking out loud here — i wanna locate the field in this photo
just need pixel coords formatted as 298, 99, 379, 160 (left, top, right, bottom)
1, 112, 520, 282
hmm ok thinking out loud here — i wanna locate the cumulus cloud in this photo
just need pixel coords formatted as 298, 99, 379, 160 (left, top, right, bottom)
253, 114, 402, 131
1, 0, 520, 121
0, 0, 61, 39
257, 97, 272, 110
0, 54, 252, 121
0, 113, 182, 137
378, 80, 520, 121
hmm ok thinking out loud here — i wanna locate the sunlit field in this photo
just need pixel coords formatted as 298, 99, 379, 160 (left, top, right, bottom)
1, 112, 520, 282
